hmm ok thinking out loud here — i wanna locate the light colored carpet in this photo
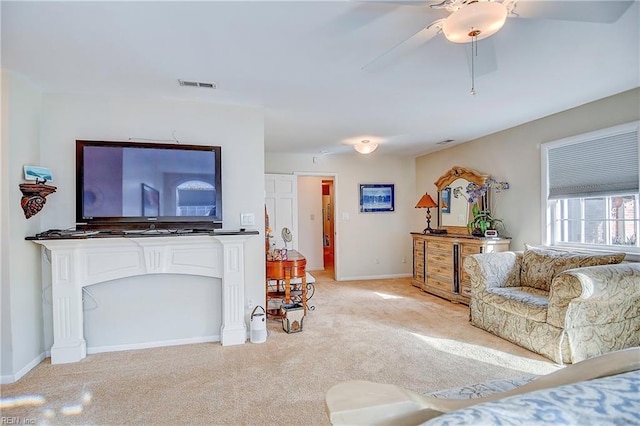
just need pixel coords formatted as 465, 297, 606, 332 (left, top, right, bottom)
1, 271, 560, 425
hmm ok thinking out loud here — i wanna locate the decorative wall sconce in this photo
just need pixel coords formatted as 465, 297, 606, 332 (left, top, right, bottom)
20, 165, 56, 219
19, 183, 57, 219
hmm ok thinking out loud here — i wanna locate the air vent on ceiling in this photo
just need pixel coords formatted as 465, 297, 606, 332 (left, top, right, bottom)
178, 79, 218, 89
436, 139, 455, 145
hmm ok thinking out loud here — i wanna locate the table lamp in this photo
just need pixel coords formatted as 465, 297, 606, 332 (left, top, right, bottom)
415, 193, 438, 234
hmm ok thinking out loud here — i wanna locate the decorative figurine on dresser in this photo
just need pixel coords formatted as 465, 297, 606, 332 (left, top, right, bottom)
412, 166, 511, 304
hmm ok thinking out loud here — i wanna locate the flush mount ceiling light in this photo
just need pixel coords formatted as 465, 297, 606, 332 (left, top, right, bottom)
354, 140, 378, 154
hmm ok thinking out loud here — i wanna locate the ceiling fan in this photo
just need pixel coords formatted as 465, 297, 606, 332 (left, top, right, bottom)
428, 0, 515, 94
361, 0, 633, 92
361, 0, 517, 94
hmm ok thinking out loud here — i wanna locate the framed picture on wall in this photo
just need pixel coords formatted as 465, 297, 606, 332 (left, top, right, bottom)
359, 184, 395, 213
142, 183, 160, 217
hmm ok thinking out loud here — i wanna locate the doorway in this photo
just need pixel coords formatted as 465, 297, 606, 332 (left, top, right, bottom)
265, 172, 338, 279
294, 172, 338, 279
322, 180, 334, 269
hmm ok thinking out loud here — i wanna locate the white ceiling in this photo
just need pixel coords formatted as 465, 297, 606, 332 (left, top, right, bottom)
2, 1, 639, 157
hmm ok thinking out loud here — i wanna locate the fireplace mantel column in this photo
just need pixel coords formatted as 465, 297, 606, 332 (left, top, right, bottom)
218, 235, 250, 346
49, 245, 87, 363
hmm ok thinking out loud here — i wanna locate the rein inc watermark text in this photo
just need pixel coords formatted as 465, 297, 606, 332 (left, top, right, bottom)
1, 418, 35, 425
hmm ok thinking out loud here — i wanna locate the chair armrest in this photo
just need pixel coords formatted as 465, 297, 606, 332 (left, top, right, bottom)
571, 262, 640, 300
463, 251, 522, 294
548, 263, 640, 328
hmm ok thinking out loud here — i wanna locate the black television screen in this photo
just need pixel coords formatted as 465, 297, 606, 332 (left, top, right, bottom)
76, 140, 222, 230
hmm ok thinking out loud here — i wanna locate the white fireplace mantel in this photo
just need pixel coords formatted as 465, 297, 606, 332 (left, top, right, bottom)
33, 233, 255, 364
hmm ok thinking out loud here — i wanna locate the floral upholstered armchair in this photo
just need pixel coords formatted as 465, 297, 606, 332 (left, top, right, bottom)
463, 245, 640, 364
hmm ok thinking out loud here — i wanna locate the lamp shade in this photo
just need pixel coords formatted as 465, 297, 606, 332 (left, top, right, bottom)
415, 193, 438, 209
443, 1, 508, 43
354, 140, 378, 154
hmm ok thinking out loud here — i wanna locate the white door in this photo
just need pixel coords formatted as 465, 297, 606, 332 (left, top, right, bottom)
265, 174, 298, 251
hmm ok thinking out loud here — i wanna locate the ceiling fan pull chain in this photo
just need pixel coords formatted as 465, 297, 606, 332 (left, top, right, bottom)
470, 31, 477, 95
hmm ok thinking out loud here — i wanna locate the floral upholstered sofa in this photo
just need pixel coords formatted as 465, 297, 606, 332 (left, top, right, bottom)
463, 245, 640, 364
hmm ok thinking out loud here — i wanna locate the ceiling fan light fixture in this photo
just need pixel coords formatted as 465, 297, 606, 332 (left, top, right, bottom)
354, 140, 378, 154
443, 1, 508, 43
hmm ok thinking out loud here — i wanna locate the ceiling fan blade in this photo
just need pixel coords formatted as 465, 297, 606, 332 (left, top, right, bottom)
362, 19, 444, 72
510, 0, 633, 23
322, 3, 399, 36
464, 37, 498, 79
350, 0, 427, 6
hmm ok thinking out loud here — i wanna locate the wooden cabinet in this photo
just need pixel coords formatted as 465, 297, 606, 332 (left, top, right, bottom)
411, 232, 510, 304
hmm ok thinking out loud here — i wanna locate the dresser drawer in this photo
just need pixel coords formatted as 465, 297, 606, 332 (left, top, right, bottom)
460, 283, 472, 298
427, 240, 451, 252
427, 276, 453, 293
427, 250, 451, 265
461, 244, 483, 256
428, 262, 453, 279
414, 258, 425, 281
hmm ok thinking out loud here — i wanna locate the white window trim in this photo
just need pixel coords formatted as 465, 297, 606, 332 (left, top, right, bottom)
541, 121, 640, 262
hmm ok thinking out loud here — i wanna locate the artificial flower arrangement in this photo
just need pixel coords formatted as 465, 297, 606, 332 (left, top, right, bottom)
265, 227, 288, 260
453, 177, 510, 236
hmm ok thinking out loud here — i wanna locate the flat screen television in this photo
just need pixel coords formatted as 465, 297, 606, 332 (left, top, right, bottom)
76, 140, 222, 231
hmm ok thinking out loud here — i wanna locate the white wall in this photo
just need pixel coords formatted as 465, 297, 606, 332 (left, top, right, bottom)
1, 71, 45, 382
297, 176, 325, 271
415, 88, 640, 252
265, 153, 416, 280
2, 86, 266, 381
0, 71, 9, 379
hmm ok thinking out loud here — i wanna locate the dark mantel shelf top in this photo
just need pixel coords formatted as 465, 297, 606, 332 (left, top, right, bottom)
26, 229, 260, 241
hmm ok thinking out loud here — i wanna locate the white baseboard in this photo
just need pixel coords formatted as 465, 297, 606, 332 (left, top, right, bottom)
1, 351, 47, 384
87, 335, 221, 355
337, 273, 412, 281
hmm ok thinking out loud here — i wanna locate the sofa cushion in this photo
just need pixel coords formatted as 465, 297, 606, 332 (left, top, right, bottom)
480, 286, 549, 323
520, 245, 625, 292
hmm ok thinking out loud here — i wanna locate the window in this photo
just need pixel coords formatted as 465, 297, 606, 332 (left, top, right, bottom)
542, 121, 640, 256
551, 195, 638, 247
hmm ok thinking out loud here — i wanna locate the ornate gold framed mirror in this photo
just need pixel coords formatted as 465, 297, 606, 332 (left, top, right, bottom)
434, 166, 489, 234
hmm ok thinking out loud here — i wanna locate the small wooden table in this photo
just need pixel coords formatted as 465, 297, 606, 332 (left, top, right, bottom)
266, 250, 307, 318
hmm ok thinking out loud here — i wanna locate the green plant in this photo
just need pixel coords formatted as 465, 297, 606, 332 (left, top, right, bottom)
467, 204, 505, 235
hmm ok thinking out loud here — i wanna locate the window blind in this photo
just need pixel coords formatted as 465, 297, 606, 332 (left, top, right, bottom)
548, 126, 639, 199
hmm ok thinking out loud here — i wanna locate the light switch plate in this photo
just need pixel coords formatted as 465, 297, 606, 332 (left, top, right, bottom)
240, 213, 255, 226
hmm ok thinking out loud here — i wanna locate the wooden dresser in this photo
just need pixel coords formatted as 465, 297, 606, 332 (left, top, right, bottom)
411, 232, 511, 304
